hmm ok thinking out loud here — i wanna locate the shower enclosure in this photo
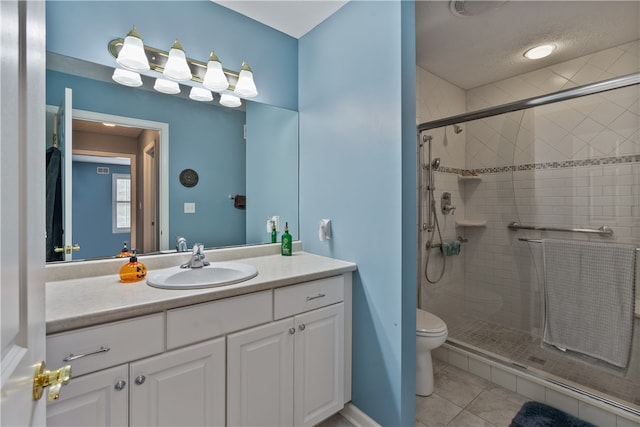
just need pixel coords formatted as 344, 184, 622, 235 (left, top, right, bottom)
417, 72, 640, 415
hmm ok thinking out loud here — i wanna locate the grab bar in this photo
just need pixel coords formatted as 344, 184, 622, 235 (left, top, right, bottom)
507, 222, 613, 237
518, 237, 640, 252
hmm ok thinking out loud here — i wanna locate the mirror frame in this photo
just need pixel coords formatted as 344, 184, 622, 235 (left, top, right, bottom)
72, 108, 170, 252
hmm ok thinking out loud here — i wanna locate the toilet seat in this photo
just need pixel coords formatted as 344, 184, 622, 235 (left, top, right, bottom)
416, 309, 447, 336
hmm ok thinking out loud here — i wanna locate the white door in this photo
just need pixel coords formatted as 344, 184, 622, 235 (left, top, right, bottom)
57, 88, 74, 260
130, 338, 226, 427
0, 1, 48, 426
294, 303, 345, 427
227, 318, 295, 427
47, 365, 128, 427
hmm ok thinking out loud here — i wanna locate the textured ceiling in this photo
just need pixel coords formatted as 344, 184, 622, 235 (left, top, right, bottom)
415, 1, 640, 89
216, 1, 639, 90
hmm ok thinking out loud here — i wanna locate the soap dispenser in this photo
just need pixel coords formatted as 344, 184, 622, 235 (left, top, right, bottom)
119, 250, 147, 283
281, 222, 292, 256
116, 241, 133, 258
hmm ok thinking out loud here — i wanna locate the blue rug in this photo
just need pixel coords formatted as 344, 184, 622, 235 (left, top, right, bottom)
510, 401, 596, 427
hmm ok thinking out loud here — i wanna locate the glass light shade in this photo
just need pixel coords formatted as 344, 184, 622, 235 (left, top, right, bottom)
524, 44, 556, 60
202, 53, 229, 92
234, 62, 258, 98
112, 68, 143, 87
116, 28, 150, 72
219, 93, 241, 108
189, 87, 213, 102
163, 40, 192, 81
153, 78, 180, 94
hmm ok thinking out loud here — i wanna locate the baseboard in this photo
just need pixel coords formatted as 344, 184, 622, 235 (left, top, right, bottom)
340, 402, 381, 427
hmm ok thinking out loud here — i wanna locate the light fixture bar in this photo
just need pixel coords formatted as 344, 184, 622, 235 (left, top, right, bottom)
108, 38, 240, 89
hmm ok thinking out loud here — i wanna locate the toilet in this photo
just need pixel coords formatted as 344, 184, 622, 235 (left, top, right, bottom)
416, 308, 448, 396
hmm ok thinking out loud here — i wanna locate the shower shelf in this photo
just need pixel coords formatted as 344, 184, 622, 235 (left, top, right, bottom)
457, 174, 482, 182
455, 220, 487, 227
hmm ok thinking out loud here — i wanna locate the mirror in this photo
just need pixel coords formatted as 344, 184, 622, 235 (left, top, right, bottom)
45, 54, 299, 262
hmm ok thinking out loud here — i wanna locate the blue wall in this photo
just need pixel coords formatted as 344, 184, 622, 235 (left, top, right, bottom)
299, 1, 416, 425
46, 0, 298, 110
73, 162, 131, 259
245, 102, 298, 244
47, 70, 247, 249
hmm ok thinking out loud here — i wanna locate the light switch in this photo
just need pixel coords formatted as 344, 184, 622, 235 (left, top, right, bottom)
184, 202, 196, 214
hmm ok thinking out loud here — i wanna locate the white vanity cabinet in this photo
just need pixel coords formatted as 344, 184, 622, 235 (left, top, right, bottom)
227, 276, 345, 427
47, 364, 129, 427
45, 273, 352, 427
129, 338, 225, 426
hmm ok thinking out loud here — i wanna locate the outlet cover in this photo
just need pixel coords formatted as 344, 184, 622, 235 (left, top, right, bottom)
184, 202, 196, 214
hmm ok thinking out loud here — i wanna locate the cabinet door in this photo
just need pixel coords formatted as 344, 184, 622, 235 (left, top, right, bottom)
227, 318, 295, 427
294, 303, 345, 427
130, 338, 225, 427
47, 365, 128, 427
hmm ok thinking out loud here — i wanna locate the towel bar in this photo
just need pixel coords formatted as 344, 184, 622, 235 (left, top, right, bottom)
508, 221, 613, 237
518, 237, 640, 252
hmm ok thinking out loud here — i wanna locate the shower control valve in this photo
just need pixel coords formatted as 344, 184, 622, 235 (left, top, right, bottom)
441, 192, 456, 215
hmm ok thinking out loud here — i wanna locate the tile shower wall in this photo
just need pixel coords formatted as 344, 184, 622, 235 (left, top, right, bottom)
416, 67, 466, 306
459, 40, 640, 333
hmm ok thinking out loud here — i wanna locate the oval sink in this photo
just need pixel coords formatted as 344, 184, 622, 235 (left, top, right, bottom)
146, 262, 258, 290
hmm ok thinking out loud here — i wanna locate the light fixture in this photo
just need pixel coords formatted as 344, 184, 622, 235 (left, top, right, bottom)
108, 30, 259, 109
219, 93, 241, 108
112, 68, 143, 87
524, 44, 556, 60
153, 78, 180, 94
202, 51, 229, 92
163, 40, 192, 81
189, 87, 213, 102
234, 61, 258, 98
115, 26, 150, 72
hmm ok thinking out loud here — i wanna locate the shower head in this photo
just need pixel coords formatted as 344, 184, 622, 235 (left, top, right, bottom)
453, 124, 463, 134
431, 158, 441, 170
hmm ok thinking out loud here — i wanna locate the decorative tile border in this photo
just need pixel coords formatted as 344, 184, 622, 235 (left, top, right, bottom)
438, 154, 640, 176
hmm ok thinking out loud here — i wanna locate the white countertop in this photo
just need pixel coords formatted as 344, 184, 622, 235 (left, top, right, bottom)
46, 251, 356, 334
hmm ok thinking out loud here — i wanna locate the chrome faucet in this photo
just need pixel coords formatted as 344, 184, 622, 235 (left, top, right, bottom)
176, 236, 187, 252
180, 243, 209, 269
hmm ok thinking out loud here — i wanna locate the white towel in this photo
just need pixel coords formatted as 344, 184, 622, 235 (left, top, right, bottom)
542, 239, 636, 368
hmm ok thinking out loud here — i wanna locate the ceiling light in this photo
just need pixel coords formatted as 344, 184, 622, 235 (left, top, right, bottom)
112, 68, 143, 87
524, 44, 556, 60
234, 61, 258, 98
189, 87, 213, 102
219, 93, 241, 108
163, 40, 192, 81
203, 51, 229, 92
153, 78, 180, 94
115, 26, 150, 72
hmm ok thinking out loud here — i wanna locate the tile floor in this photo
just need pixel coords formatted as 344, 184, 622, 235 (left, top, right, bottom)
446, 314, 640, 407
316, 359, 531, 427
415, 359, 530, 427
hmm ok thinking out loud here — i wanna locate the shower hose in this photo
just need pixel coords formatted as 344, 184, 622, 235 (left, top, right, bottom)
425, 197, 446, 284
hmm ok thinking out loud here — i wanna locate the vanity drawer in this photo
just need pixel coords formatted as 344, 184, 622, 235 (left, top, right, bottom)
166, 290, 272, 349
47, 313, 164, 377
274, 275, 344, 320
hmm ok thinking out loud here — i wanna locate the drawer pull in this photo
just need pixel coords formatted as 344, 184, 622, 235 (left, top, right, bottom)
306, 293, 326, 302
135, 375, 146, 385
114, 380, 126, 391
288, 328, 296, 335
299, 324, 306, 331
62, 346, 110, 362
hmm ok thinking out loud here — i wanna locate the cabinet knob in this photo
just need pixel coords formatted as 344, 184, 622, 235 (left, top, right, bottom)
135, 375, 146, 385
114, 380, 126, 391
288, 328, 296, 335
298, 324, 306, 331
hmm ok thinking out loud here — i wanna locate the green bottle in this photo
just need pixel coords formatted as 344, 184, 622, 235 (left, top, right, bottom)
271, 223, 277, 243
281, 222, 292, 256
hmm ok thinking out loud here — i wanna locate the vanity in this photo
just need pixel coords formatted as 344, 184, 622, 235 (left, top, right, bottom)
45, 245, 356, 427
